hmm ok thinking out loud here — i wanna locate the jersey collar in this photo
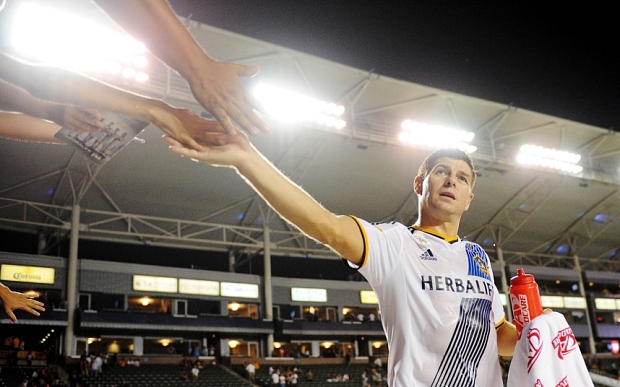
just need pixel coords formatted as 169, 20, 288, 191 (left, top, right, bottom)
412, 225, 460, 243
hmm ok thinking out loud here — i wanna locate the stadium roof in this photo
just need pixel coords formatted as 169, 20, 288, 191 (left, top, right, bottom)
1, 1, 620, 272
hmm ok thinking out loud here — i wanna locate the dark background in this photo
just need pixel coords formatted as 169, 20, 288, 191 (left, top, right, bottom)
168, 1, 619, 130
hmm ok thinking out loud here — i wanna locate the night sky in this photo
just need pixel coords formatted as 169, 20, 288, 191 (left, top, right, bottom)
169, 1, 619, 130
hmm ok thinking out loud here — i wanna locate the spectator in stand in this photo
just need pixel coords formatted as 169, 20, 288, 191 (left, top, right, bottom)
191, 364, 199, 381
376, 370, 383, 387
293, 347, 302, 365
279, 371, 286, 387
305, 369, 313, 382
12, 335, 20, 349
271, 369, 280, 385
371, 368, 379, 383
90, 354, 103, 377
373, 356, 382, 369
79, 355, 89, 376
245, 361, 256, 383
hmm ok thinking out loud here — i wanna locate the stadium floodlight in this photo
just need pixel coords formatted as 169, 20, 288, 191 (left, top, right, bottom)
11, 2, 149, 83
399, 120, 477, 154
253, 84, 346, 129
517, 144, 583, 174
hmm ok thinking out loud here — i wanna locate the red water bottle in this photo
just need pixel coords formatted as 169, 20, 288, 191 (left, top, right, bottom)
510, 268, 543, 338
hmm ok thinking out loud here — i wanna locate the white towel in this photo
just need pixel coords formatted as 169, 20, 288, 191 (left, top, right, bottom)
507, 312, 593, 387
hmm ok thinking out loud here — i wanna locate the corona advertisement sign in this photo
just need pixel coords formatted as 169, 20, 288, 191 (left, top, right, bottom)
1, 264, 55, 284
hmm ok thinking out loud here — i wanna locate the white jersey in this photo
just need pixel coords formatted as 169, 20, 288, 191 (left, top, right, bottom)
349, 217, 506, 387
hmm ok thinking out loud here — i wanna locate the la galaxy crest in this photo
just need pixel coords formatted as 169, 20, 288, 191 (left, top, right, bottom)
466, 243, 491, 280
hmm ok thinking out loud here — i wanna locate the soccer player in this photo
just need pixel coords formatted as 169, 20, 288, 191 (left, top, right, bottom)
164, 132, 518, 387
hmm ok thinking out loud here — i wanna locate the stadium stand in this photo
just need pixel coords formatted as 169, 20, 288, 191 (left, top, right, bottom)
77, 364, 249, 387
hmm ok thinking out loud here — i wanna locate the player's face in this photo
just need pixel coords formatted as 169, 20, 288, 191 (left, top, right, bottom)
414, 157, 474, 218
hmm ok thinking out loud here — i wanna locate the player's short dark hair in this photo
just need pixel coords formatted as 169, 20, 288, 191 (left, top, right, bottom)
417, 148, 476, 188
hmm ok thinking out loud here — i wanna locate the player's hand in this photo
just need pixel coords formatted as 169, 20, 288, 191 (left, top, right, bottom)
163, 131, 252, 168
0, 285, 45, 323
48, 105, 104, 132
153, 107, 229, 149
187, 60, 269, 137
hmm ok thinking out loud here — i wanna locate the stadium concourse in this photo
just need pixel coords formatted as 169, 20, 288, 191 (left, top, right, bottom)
2, 1, 620, 387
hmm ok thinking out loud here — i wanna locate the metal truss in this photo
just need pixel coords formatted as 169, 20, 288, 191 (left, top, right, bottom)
489, 249, 620, 272
5, 196, 620, 271
469, 176, 559, 247
542, 189, 620, 256
0, 197, 336, 259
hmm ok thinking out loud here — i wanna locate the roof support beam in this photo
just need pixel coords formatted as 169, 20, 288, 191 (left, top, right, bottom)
493, 122, 558, 141
354, 94, 437, 116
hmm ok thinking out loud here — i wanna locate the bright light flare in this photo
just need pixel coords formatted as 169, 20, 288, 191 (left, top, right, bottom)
399, 120, 476, 153
139, 297, 151, 306
517, 144, 583, 174
135, 71, 149, 83
11, 3, 149, 82
253, 84, 346, 129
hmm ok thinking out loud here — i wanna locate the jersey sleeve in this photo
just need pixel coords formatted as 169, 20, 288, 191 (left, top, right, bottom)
346, 216, 406, 287
492, 283, 507, 327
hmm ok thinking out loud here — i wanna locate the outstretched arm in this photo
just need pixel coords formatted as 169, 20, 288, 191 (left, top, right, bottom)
0, 53, 226, 148
0, 112, 63, 143
93, 0, 269, 136
0, 282, 45, 323
0, 79, 104, 134
164, 134, 364, 264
